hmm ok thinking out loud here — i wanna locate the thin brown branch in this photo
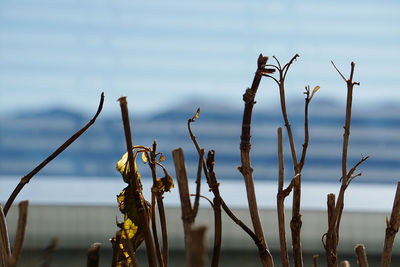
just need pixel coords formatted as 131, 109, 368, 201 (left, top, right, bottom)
339, 61, 359, 185
189, 226, 208, 267
345, 156, 369, 185
3, 92, 104, 216
157, 197, 168, 267
277, 127, 289, 267
190, 194, 214, 207
0, 204, 11, 267
239, 54, 274, 267
264, 55, 305, 267
290, 174, 303, 267
148, 142, 165, 267
87, 243, 101, 267
206, 151, 222, 267
192, 149, 204, 218
299, 86, 311, 171
334, 157, 369, 245
325, 193, 337, 267
172, 148, 194, 267
220, 200, 263, 250
9, 200, 29, 267
355, 244, 368, 267
323, 61, 362, 267
150, 193, 164, 267
381, 181, 400, 267
331, 61, 347, 82
188, 111, 223, 267
118, 96, 157, 267
282, 54, 300, 80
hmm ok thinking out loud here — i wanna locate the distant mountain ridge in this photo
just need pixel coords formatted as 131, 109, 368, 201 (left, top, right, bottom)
1, 99, 400, 184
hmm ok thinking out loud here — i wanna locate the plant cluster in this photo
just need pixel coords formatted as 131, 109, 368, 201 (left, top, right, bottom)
1, 54, 400, 267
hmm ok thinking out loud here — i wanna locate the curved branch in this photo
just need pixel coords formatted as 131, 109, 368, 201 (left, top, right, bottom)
282, 54, 300, 80
3, 92, 104, 216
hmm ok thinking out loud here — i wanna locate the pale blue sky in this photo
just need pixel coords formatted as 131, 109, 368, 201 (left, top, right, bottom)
1, 0, 400, 116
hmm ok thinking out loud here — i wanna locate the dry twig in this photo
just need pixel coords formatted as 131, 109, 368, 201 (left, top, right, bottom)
3, 92, 104, 216
323, 62, 367, 267
8, 201, 29, 267
239, 54, 275, 267
381, 181, 400, 267
264, 54, 316, 267
172, 148, 195, 267
187, 111, 224, 267
148, 141, 167, 267
118, 96, 157, 267
0, 205, 11, 267
277, 127, 290, 267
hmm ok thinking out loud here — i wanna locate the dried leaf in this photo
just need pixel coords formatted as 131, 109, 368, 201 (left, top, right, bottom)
158, 154, 165, 163
310, 85, 320, 99
141, 152, 148, 163
121, 218, 138, 240
116, 150, 141, 183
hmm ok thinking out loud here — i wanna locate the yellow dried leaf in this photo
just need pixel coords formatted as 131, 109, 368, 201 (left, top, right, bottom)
116, 152, 128, 174
141, 152, 148, 163
116, 150, 141, 183
158, 154, 165, 163
121, 218, 138, 240
310, 85, 320, 99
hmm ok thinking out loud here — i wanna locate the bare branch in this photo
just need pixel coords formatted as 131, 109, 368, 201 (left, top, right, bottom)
282, 54, 300, 80
118, 96, 157, 267
9, 200, 29, 266
331, 61, 347, 82
299, 86, 311, 171
239, 54, 274, 267
345, 156, 369, 185
4, 92, 104, 215
172, 148, 194, 267
0, 204, 11, 267
192, 149, 204, 218
290, 174, 303, 267
277, 127, 289, 267
381, 181, 400, 267
148, 141, 166, 267
325, 193, 337, 267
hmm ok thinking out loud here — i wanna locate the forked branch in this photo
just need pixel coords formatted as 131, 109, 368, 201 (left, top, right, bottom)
324, 62, 368, 267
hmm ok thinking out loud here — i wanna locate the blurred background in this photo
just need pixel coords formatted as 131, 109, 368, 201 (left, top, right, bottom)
1, 0, 400, 266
